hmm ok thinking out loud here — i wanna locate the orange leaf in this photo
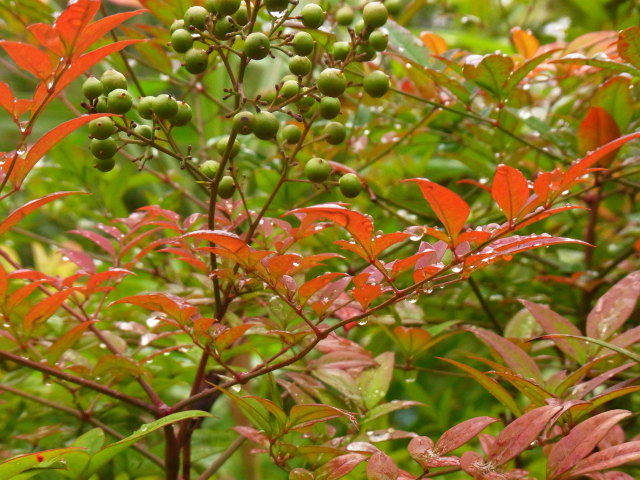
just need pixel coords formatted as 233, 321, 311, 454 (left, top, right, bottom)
511, 27, 539, 59
577, 107, 621, 167
0, 42, 53, 81
491, 165, 530, 222
55, 0, 101, 52
75, 9, 148, 55
420, 31, 447, 54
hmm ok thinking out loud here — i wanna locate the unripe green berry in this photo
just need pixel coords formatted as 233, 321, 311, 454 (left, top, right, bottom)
289, 55, 312, 76
336, 6, 354, 25
137, 96, 155, 119
232, 111, 256, 135
82, 77, 103, 100
214, 17, 235, 40
296, 88, 316, 113
253, 111, 279, 139
152, 94, 178, 119
101, 69, 127, 93
94, 156, 116, 172
200, 159, 220, 177
384, 0, 402, 16
134, 124, 153, 139
300, 3, 325, 29
218, 175, 236, 198
90, 138, 118, 160
265, 0, 290, 12
280, 80, 299, 99
204, 0, 217, 12
282, 124, 302, 144
304, 157, 331, 182
171, 101, 193, 126
259, 86, 277, 103
363, 1, 388, 28
331, 41, 350, 61
244, 32, 270, 60
95, 96, 108, 113
319, 96, 341, 119
339, 173, 362, 198
368, 30, 388, 51
323, 121, 346, 145
354, 19, 366, 36
356, 43, 376, 61
184, 48, 209, 74
89, 116, 115, 140
216, 136, 241, 157
170, 19, 185, 33
363, 70, 390, 97
107, 88, 133, 114
234, 5, 248, 25
292, 31, 314, 56
184, 6, 209, 30
211, 0, 241, 15
317, 68, 347, 97
171, 29, 194, 53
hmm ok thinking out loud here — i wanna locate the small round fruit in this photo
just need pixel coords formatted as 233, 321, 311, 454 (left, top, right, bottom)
282, 124, 302, 144
331, 41, 350, 61
300, 3, 325, 29
170, 19, 185, 33
354, 19, 366, 36
336, 6, 354, 25
292, 31, 314, 56
204, 0, 217, 12
184, 6, 209, 30
279, 80, 299, 99
368, 30, 388, 51
216, 136, 241, 157
171, 101, 193, 126
305, 157, 331, 182
363, 1, 388, 28
214, 18, 235, 39
363, 70, 390, 97
218, 175, 235, 198
319, 96, 341, 119
95, 96, 108, 113
100, 69, 127, 93
94, 156, 116, 172
107, 88, 133, 114
253, 111, 279, 139
82, 77, 103, 100
265, 0, 289, 12
244, 32, 270, 60
137, 96, 155, 119
171, 28, 194, 53
211, 0, 240, 15
356, 44, 376, 61
134, 124, 153, 139
200, 159, 220, 178
289, 55, 312, 76
233, 5, 248, 25
90, 138, 118, 160
89, 116, 115, 140
184, 48, 209, 74
339, 173, 362, 198
323, 121, 346, 145
384, 0, 402, 16
232, 111, 255, 135
296, 89, 315, 112
152, 94, 178, 119
317, 68, 347, 97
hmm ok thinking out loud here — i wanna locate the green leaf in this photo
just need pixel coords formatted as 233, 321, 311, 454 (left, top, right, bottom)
0, 448, 83, 478
551, 57, 640, 75
385, 20, 434, 67
287, 404, 357, 432
462, 54, 514, 99
593, 75, 633, 130
66, 428, 105, 478
618, 26, 640, 69
357, 352, 395, 409
503, 50, 555, 97
362, 401, 424, 425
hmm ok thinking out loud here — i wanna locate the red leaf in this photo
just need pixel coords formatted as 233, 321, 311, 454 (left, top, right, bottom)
110, 293, 198, 325
0, 82, 16, 118
436, 416, 499, 455
54, 0, 101, 52
183, 229, 249, 253
315, 453, 368, 480
405, 179, 469, 240
577, 107, 621, 167
0, 42, 53, 81
75, 9, 147, 55
27, 23, 65, 56
567, 441, 640, 478
366, 451, 398, 480
0, 191, 86, 236
491, 165, 530, 222
298, 273, 347, 304
7, 281, 46, 313
69, 229, 116, 257
548, 410, 631, 478
586, 271, 640, 340
352, 283, 385, 309
60, 248, 95, 274
24, 288, 80, 334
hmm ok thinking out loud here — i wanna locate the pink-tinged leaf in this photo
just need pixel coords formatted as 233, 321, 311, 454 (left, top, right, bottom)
27, 24, 64, 56
24, 288, 80, 334
586, 472, 635, 480
520, 300, 586, 363
577, 107, 621, 167
566, 441, 640, 478
405, 179, 470, 240
598, 424, 626, 451
366, 451, 398, 480
408, 436, 435, 466
436, 416, 499, 455
618, 26, 640, 69
298, 273, 347, 304
215, 324, 254, 351
315, 453, 368, 480
47, 320, 97, 364
511, 27, 539, 59
233, 426, 269, 447
69, 229, 116, 257
287, 404, 357, 432
60, 248, 95, 274
74, 9, 147, 54
491, 165, 530, 222
109, 293, 198, 325
571, 362, 636, 400
540, 335, 640, 364
548, 409, 631, 478
183, 229, 248, 253
468, 327, 542, 382
611, 325, 640, 348
54, 0, 101, 51
0, 191, 86, 236
486, 370, 553, 407
0, 42, 53, 81
489, 404, 562, 466
586, 271, 640, 340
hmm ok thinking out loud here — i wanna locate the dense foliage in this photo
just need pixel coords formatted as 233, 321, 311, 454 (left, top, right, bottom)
0, 0, 639, 479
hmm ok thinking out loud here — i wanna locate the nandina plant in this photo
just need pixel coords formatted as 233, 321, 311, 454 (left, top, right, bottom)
1, 1, 640, 479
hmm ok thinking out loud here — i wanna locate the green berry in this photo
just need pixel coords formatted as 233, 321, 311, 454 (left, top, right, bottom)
384, 0, 402, 16
244, 32, 270, 60
323, 121, 346, 145
368, 30, 388, 51
265, 0, 290, 12
253, 111, 279, 139
134, 124, 153, 139
201, 159, 220, 178
216, 136, 241, 158
354, 19, 366, 36
90, 138, 118, 160
280, 80, 299, 99
233, 5, 248, 25
170, 19, 185, 33
218, 175, 236, 198
95, 96, 108, 113
339, 173, 362, 198
89, 116, 115, 140
214, 17, 235, 40
184, 6, 209, 30
211, 0, 240, 15
259, 86, 277, 103
137, 96, 155, 119
363, 1, 388, 28
363, 70, 390, 97
336, 6, 354, 25
292, 31, 314, 56
171, 29, 194, 53
232, 111, 256, 135
296, 88, 316, 113
100, 69, 127, 93
356, 43, 376, 61
300, 3, 325, 29
331, 41, 350, 61
317, 68, 347, 97
94, 156, 116, 172
184, 48, 209, 74
171, 101, 193, 126
204, 0, 217, 12
304, 157, 331, 182
319, 96, 341, 119
153, 94, 178, 119
107, 88, 133, 114
82, 77, 103, 100
282, 124, 302, 144
289, 55, 312, 76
